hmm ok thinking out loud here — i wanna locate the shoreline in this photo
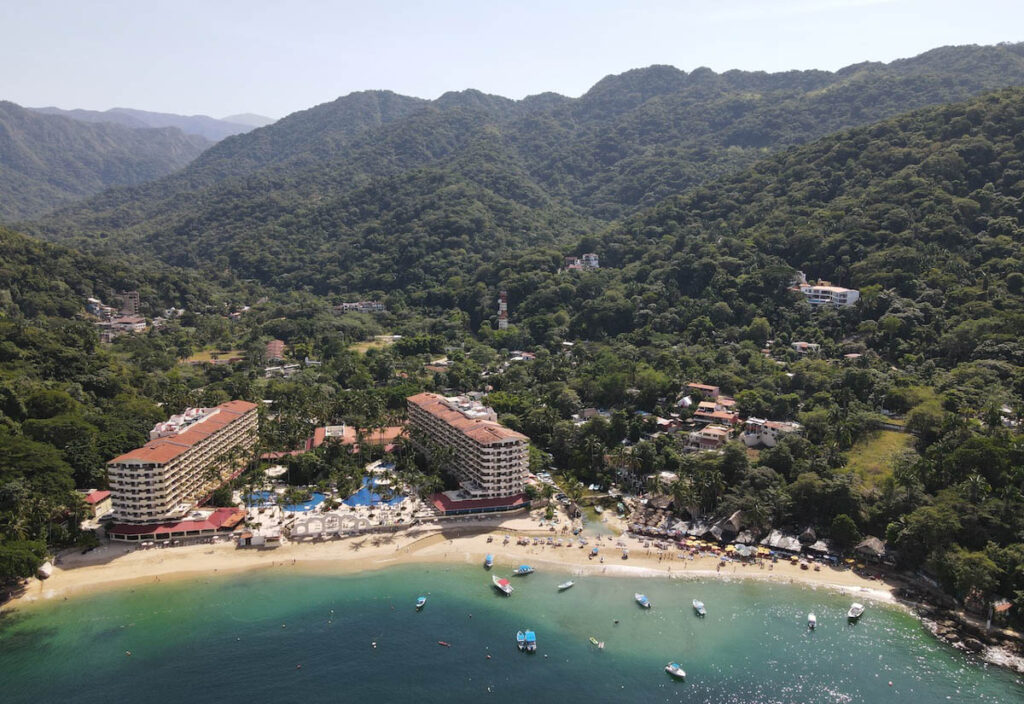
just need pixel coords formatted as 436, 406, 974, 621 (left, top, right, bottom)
9, 518, 1023, 674
7, 520, 896, 610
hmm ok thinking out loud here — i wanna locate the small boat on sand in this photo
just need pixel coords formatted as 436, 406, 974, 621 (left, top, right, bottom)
635, 593, 651, 609
514, 565, 534, 576
517, 630, 526, 651
493, 575, 514, 595
588, 636, 604, 649
692, 599, 706, 617
665, 662, 686, 679
847, 603, 865, 621
416, 596, 426, 610
594, 505, 604, 514
484, 554, 494, 569
808, 613, 816, 629
558, 580, 575, 591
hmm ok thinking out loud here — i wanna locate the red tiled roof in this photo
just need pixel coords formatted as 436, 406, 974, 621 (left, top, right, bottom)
409, 393, 526, 445
84, 490, 111, 504
431, 492, 528, 513
108, 401, 256, 465
108, 508, 244, 537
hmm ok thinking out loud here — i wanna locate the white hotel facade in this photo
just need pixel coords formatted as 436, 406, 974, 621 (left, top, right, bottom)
107, 400, 258, 524
407, 393, 528, 499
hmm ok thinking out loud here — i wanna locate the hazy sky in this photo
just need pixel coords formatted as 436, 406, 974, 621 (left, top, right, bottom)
1, 0, 1021, 119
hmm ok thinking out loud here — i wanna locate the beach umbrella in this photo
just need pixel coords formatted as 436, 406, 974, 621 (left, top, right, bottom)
725, 545, 735, 552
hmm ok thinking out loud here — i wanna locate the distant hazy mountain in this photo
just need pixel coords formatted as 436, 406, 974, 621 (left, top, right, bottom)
222, 113, 276, 128
0, 101, 209, 220
32, 42, 1024, 293
31, 106, 260, 141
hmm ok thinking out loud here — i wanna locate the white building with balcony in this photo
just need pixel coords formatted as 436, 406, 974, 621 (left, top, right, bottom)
407, 393, 528, 500
107, 400, 258, 526
797, 282, 860, 307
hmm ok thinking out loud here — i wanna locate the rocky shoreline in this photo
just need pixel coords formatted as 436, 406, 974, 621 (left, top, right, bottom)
909, 601, 1024, 674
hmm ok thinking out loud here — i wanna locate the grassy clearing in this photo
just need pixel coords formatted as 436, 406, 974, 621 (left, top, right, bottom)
842, 430, 914, 488
350, 335, 396, 354
183, 348, 244, 363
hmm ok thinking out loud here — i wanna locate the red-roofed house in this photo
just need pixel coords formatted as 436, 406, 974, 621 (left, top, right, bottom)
107, 401, 258, 531
265, 339, 286, 361
408, 393, 528, 500
686, 383, 720, 399
82, 489, 112, 519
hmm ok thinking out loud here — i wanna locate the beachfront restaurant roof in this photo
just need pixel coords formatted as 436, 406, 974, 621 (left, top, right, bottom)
854, 536, 887, 560
760, 530, 802, 553
431, 492, 530, 516
108, 508, 245, 541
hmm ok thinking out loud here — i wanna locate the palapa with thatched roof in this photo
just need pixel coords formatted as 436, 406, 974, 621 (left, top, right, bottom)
854, 536, 887, 561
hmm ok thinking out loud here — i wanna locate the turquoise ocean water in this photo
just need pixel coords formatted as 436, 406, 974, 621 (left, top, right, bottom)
1, 565, 1021, 703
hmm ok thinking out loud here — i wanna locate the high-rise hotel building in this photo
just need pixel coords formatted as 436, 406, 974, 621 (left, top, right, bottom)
407, 393, 528, 499
107, 400, 258, 524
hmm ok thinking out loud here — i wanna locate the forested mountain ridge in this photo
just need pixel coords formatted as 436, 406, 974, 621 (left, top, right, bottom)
0, 101, 210, 221
31, 106, 267, 141
31, 43, 1024, 291
482, 87, 1024, 370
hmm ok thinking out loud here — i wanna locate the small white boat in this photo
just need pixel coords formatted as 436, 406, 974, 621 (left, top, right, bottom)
516, 630, 526, 651
635, 593, 651, 609
493, 575, 514, 595
558, 580, 575, 591
594, 505, 604, 514
847, 603, 865, 620
692, 599, 706, 617
416, 596, 426, 610
589, 636, 604, 649
665, 662, 686, 679
808, 613, 817, 629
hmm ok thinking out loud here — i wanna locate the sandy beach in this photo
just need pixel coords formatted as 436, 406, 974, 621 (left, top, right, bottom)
9, 511, 894, 610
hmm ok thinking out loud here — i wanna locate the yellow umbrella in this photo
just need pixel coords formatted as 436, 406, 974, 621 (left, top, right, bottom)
844, 558, 855, 564
725, 545, 735, 552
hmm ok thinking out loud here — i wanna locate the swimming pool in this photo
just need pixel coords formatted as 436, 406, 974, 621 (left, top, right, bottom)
344, 478, 404, 507
283, 492, 326, 512
245, 491, 277, 507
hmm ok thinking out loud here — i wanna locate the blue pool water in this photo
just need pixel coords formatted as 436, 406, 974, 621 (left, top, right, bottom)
344, 478, 404, 507
283, 492, 326, 512
245, 491, 276, 507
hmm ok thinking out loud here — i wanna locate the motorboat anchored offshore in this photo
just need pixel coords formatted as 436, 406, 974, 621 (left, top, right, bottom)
635, 593, 651, 609
514, 565, 534, 575
416, 596, 426, 610
692, 599, 706, 617
808, 613, 817, 630
847, 603, 865, 620
558, 580, 575, 591
484, 554, 494, 569
665, 662, 686, 679
493, 575, 514, 595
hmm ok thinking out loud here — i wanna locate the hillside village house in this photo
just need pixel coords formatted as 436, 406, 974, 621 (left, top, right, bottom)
796, 281, 860, 307
687, 424, 732, 451
741, 417, 803, 448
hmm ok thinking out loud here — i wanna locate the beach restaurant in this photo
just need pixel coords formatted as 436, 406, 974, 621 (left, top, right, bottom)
430, 491, 530, 517
107, 507, 245, 542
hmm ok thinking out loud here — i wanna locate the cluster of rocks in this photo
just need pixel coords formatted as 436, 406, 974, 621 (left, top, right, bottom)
917, 607, 1024, 673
